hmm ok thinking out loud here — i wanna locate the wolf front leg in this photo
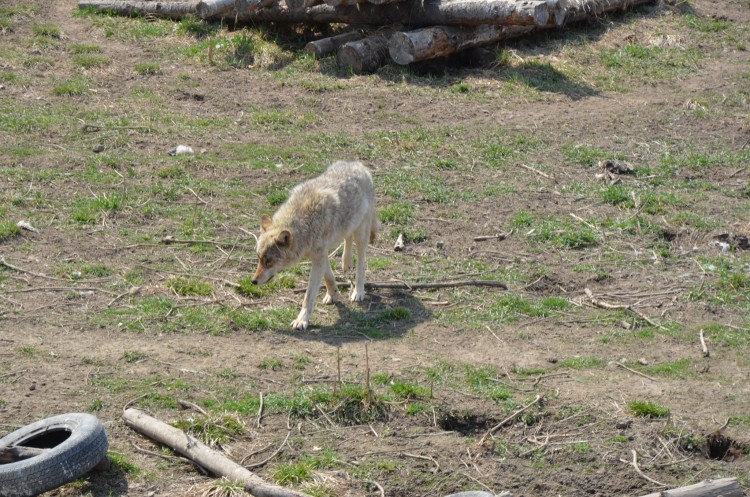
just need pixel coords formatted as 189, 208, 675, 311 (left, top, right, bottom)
291, 254, 327, 330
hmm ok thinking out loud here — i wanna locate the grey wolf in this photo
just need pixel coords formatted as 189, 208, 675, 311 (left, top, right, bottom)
252, 160, 378, 330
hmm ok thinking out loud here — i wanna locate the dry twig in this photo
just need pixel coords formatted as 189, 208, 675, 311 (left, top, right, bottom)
478, 394, 542, 446
584, 288, 666, 330
244, 431, 292, 469
620, 449, 668, 487
615, 362, 657, 382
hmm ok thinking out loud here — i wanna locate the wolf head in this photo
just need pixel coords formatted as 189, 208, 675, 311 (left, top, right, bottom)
252, 215, 295, 285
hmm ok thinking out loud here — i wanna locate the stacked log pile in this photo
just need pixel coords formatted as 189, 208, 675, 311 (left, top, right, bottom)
78, 0, 655, 73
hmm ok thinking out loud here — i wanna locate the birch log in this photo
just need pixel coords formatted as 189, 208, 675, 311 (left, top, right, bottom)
122, 408, 311, 497
236, 0, 276, 13
238, 0, 561, 26
78, 1, 198, 18
637, 478, 744, 497
337, 31, 392, 74
285, 0, 322, 11
389, 24, 533, 64
196, 0, 235, 18
305, 30, 363, 58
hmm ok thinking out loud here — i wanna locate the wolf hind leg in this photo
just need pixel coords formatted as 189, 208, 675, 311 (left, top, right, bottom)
322, 260, 339, 305
342, 236, 353, 272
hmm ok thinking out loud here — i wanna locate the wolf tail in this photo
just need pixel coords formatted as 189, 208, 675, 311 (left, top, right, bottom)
369, 212, 380, 245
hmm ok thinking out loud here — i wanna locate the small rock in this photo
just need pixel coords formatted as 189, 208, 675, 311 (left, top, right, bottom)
436, 241, 445, 249
547, 357, 558, 364
616, 419, 632, 430
16, 220, 39, 233
168, 145, 194, 156
92, 144, 105, 153
637, 358, 648, 366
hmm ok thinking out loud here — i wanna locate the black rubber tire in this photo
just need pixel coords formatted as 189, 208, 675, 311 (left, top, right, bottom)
0, 413, 109, 497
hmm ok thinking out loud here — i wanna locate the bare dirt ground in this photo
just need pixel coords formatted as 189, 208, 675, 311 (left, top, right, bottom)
1, 0, 750, 495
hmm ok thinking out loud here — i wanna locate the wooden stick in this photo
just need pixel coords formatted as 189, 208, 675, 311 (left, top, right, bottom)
245, 431, 291, 469
519, 163, 552, 180
477, 395, 542, 446
615, 362, 656, 382
584, 288, 665, 330
473, 231, 510, 242
122, 408, 312, 497
256, 392, 264, 429
161, 236, 250, 249
620, 449, 667, 488
699, 329, 709, 357
294, 279, 508, 293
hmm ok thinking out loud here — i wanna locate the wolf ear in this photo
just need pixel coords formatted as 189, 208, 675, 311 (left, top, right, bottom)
276, 230, 292, 248
260, 214, 272, 231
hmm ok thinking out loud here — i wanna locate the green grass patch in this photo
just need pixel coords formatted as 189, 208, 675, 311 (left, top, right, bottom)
167, 277, 213, 296
641, 358, 692, 378
236, 273, 297, 297
172, 413, 244, 445
559, 357, 605, 369
380, 201, 416, 225
70, 43, 103, 54
53, 77, 90, 97
0, 220, 21, 242
71, 193, 124, 224
627, 400, 670, 418
32, 23, 61, 38
134, 62, 161, 75
73, 54, 111, 69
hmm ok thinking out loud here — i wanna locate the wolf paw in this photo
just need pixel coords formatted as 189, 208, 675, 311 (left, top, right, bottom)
349, 289, 366, 302
322, 292, 339, 305
291, 316, 309, 330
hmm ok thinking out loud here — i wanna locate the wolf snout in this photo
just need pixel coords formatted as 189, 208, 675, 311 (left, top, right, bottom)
251, 278, 259, 285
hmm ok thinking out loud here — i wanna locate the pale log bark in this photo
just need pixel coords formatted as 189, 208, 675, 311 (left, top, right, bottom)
236, 0, 276, 14
638, 478, 744, 497
337, 31, 392, 74
196, 0, 235, 18
389, 24, 533, 64
236, 0, 655, 27
322, 0, 364, 8
305, 30, 363, 58
122, 408, 312, 497
285, 0, 322, 11
78, 1, 198, 18
552, 0, 654, 26
238, 0, 559, 26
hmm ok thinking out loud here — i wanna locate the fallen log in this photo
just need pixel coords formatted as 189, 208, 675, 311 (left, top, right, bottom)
322, 0, 364, 8
305, 30, 363, 58
78, 0, 199, 18
552, 0, 654, 25
337, 31, 393, 74
196, 0, 235, 18
239, 0, 561, 26
122, 408, 312, 497
389, 24, 533, 65
285, 0, 322, 10
638, 477, 744, 497
236, 0, 275, 13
